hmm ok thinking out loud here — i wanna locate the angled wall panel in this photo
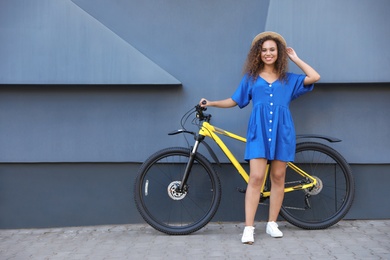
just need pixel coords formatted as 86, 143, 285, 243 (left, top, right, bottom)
0, 0, 180, 84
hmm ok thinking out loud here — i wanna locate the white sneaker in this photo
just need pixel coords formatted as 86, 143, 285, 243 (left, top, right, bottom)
241, 226, 255, 244
266, 221, 283, 238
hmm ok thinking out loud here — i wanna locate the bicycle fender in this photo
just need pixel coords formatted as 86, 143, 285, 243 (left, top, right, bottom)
201, 141, 221, 167
296, 134, 341, 143
168, 129, 196, 136
168, 130, 220, 167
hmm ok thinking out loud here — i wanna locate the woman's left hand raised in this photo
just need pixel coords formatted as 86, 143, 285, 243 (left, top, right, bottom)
286, 47, 298, 61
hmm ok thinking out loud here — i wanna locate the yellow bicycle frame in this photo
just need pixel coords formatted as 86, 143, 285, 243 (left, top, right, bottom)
198, 122, 317, 198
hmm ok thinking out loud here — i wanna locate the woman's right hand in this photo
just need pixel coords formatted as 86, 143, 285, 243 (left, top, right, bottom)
199, 98, 237, 108
199, 98, 208, 107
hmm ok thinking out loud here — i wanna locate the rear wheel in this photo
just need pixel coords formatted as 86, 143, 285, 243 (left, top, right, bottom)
280, 142, 354, 229
134, 147, 221, 235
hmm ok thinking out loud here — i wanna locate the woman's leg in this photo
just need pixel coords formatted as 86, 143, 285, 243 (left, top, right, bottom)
242, 158, 268, 244
265, 160, 287, 238
245, 158, 268, 226
268, 160, 287, 221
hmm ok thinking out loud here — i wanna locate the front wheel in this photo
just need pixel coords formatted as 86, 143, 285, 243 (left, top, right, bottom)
280, 142, 355, 229
134, 147, 221, 235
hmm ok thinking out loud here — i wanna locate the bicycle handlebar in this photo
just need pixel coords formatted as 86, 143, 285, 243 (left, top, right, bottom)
195, 104, 212, 122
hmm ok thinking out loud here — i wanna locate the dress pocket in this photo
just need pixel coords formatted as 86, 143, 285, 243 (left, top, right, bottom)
281, 124, 293, 144
248, 124, 257, 141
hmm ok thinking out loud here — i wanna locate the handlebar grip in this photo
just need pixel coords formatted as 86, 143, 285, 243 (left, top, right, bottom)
201, 100, 207, 105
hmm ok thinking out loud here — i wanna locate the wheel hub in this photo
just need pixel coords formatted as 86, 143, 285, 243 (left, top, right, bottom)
305, 176, 323, 195
167, 181, 187, 200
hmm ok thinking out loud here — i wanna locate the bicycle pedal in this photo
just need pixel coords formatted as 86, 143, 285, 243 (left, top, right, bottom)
259, 196, 269, 203
237, 187, 246, 193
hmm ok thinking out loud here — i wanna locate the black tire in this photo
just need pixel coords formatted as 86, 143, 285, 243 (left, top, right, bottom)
280, 142, 354, 229
134, 147, 221, 235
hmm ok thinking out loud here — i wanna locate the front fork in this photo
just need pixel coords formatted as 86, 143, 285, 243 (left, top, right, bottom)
178, 135, 205, 192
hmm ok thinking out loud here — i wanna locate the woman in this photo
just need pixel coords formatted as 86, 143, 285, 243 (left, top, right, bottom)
199, 31, 320, 244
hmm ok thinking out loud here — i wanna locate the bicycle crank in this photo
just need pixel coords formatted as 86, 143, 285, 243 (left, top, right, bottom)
167, 181, 187, 200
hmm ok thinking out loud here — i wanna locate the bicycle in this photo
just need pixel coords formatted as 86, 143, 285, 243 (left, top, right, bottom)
134, 104, 354, 235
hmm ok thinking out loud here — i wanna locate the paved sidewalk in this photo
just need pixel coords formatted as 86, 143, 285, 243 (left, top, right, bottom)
0, 220, 389, 259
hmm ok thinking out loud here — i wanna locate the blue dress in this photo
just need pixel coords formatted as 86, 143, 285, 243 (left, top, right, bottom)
231, 73, 314, 162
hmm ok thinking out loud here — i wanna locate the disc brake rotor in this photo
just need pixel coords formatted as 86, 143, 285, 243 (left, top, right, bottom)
167, 181, 187, 200
305, 176, 323, 195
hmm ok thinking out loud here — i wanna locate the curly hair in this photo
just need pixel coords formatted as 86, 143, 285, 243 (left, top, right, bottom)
243, 35, 288, 83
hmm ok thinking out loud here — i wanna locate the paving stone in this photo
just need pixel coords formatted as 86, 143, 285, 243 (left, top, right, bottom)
0, 220, 389, 259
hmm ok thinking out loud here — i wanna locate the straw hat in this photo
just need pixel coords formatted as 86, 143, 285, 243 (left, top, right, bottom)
251, 31, 287, 48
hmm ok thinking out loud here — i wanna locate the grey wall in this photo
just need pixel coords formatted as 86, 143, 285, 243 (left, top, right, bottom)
1, 0, 389, 164
0, 0, 268, 163
292, 84, 390, 164
267, 0, 390, 83
0, 0, 389, 228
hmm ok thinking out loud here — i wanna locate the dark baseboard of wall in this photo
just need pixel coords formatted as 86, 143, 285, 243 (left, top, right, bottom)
0, 163, 388, 229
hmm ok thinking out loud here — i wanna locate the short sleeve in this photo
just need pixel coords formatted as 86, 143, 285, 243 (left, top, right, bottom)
231, 75, 252, 108
290, 73, 314, 100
